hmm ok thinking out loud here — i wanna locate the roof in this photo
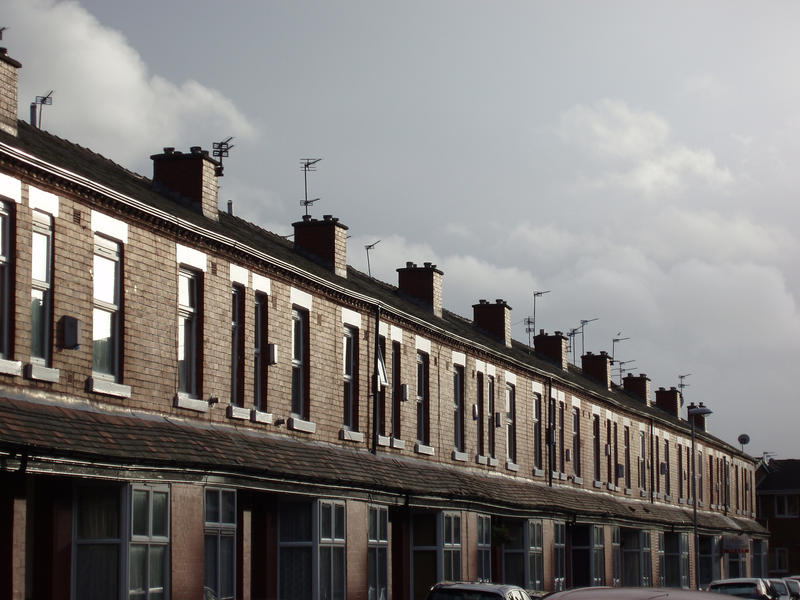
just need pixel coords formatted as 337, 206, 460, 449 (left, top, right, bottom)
0, 392, 767, 535
757, 459, 800, 492
0, 121, 750, 460
547, 588, 725, 600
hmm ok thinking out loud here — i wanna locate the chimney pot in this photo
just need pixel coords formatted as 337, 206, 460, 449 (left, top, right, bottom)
406, 261, 414, 268
227, 200, 233, 215
640, 373, 647, 378
190, 146, 202, 154
163, 147, 175, 154
323, 214, 332, 221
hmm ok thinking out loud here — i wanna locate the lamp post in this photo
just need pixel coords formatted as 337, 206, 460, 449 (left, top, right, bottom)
688, 401, 712, 589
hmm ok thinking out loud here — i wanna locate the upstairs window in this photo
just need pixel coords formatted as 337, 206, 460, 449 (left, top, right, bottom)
178, 269, 201, 397
254, 292, 268, 411
230, 285, 245, 406
505, 383, 516, 463
775, 495, 799, 518
476, 372, 485, 457
572, 407, 581, 477
30, 210, 52, 365
593, 415, 601, 482
453, 364, 465, 452
533, 394, 543, 470
93, 235, 122, 380
487, 375, 496, 459
342, 326, 358, 430
639, 431, 647, 492
291, 307, 309, 418
0, 202, 12, 359
416, 351, 430, 445
391, 341, 401, 438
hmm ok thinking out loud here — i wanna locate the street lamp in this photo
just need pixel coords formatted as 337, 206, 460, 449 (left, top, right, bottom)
688, 401, 712, 589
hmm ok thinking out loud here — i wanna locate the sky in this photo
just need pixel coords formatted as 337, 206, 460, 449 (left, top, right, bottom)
3, 0, 798, 459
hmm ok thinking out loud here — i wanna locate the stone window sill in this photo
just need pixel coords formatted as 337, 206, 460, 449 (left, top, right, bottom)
488, 457, 498, 467
390, 437, 405, 450
174, 393, 208, 413
476, 454, 488, 465
452, 450, 467, 462
533, 468, 545, 477
0, 358, 22, 377
227, 404, 250, 420
594, 480, 603, 489
251, 409, 273, 424
340, 429, 364, 443
288, 416, 316, 433
377, 435, 391, 447
415, 442, 434, 456
573, 476, 583, 485
89, 376, 132, 398
25, 363, 59, 383
506, 461, 519, 472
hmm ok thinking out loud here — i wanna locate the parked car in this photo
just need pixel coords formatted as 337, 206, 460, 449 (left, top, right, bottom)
546, 587, 724, 600
783, 578, 800, 600
769, 579, 792, 600
426, 582, 534, 600
707, 578, 776, 600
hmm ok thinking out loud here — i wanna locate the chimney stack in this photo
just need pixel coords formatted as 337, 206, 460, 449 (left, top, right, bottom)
473, 299, 512, 348
534, 330, 569, 371
582, 351, 612, 390
0, 49, 22, 137
623, 373, 652, 405
397, 262, 443, 318
655, 386, 682, 418
293, 214, 348, 278
151, 146, 221, 221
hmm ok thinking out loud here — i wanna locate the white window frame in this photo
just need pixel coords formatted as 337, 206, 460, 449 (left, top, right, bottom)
319, 501, 347, 600
129, 484, 171, 600
416, 351, 429, 445
342, 326, 357, 429
453, 364, 465, 453
93, 235, 122, 382
554, 521, 566, 591
230, 284, 245, 406
442, 512, 462, 581
204, 488, 237, 600
0, 202, 11, 359
291, 307, 308, 418
30, 210, 52, 365
529, 519, 544, 591
505, 383, 516, 464
368, 506, 388, 600
477, 515, 491, 582
178, 268, 200, 397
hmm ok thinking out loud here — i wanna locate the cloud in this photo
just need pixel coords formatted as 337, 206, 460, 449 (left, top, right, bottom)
4, 0, 255, 171
558, 99, 732, 195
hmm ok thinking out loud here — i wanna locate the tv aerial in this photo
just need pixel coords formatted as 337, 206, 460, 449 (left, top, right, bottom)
365, 240, 381, 277
300, 158, 322, 217
30, 90, 53, 129
212, 136, 234, 176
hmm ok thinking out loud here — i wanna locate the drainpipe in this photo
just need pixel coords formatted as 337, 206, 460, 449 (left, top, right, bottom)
372, 305, 381, 454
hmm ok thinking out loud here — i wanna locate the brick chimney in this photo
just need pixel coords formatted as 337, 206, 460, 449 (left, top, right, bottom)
473, 299, 512, 348
691, 412, 706, 432
292, 214, 349, 278
582, 351, 612, 390
655, 386, 681, 418
624, 373, 652, 406
0, 49, 22, 137
397, 262, 443, 318
534, 330, 568, 371
151, 146, 220, 221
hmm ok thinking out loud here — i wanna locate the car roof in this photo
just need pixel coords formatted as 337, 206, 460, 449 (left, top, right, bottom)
430, 582, 528, 594
709, 579, 766, 585
546, 587, 723, 600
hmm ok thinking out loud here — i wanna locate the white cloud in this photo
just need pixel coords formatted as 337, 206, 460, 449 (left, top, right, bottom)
4, 0, 255, 171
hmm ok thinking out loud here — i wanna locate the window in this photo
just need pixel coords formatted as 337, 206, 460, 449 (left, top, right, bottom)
477, 372, 485, 457
664, 440, 671, 497
416, 351, 429, 445
678, 444, 684, 500
592, 525, 605, 586
477, 515, 491, 582
319, 501, 346, 600
775, 495, 799, 517
93, 235, 122, 380
572, 407, 581, 477
368, 506, 388, 600
342, 326, 358, 429
0, 202, 11, 359
662, 532, 689, 588
31, 210, 52, 364
291, 307, 309, 418
533, 394, 543, 470
74, 485, 123, 599
554, 521, 566, 591
558, 402, 565, 473
377, 336, 387, 437
488, 375, 496, 459
506, 383, 516, 463
612, 526, 621, 587
254, 292, 268, 411
230, 285, 244, 406
178, 269, 201, 396
205, 489, 236, 600
698, 452, 704, 503
278, 502, 313, 599
622, 529, 651, 587
772, 547, 789, 574
624, 427, 631, 489
453, 364, 465, 452
442, 513, 461, 581
751, 540, 767, 577
655, 437, 660, 495
391, 341, 401, 438
529, 520, 543, 591
593, 415, 601, 482
639, 431, 647, 492
129, 486, 170, 599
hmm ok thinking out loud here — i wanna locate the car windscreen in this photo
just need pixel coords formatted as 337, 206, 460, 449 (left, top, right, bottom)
708, 583, 763, 599
785, 580, 800, 595
771, 581, 789, 595
427, 591, 503, 600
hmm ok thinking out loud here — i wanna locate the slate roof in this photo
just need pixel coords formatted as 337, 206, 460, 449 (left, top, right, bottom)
0, 393, 766, 535
0, 121, 747, 460
757, 459, 800, 492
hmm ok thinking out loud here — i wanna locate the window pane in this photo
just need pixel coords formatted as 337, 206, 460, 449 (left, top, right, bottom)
152, 492, 168, 537
335, 504, 345, 540
333, 546, 345, 600
150, 544, 167, 589
221, 490, 236, 525
220, 534, 235, 598
94, 253, 117, 304
206, 489, 220, 523
129, 543, 147, 594
178, 272, 194, 308
321, 503, 332, 539
133, 490, 149, 536
92, 308, 115, 375
204, 533, 218, 592
30, 288, 46, 359
76, 544, 119, 599
379, 510, 387, 542
77, 486, 120, 539
280, 502, 312, 542
280, 547, 312, 598
31, 231, 49, 282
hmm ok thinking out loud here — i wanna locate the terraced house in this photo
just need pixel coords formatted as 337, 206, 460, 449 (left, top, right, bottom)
0, 47, 767, 600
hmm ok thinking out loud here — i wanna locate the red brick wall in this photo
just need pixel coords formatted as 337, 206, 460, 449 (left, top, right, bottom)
171, 483, 204, 600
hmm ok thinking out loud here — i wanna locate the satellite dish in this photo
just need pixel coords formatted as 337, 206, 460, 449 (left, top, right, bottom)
738, 434, 750, 447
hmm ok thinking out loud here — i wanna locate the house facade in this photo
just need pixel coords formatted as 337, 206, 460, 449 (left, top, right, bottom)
756, 459, 800, 577
0, 48, 767, 600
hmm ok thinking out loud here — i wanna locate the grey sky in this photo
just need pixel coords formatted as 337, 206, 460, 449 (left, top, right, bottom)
5, 0, 798, 458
